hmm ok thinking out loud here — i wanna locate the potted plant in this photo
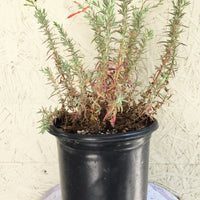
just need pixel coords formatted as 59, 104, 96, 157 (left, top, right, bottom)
25, 0, 189, 200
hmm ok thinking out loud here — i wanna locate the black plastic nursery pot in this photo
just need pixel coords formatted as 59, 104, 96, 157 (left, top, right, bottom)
48, 119, 158, 200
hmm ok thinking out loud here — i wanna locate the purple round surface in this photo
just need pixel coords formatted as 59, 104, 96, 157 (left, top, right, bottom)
40, 183, 179, 200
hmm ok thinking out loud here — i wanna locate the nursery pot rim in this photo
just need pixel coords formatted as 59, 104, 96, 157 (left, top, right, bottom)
48, 118, 158, 143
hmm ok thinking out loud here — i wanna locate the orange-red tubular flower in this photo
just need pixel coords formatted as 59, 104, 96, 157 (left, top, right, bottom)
67, 6, 90, 19
82, 5, 90, 12
67, 11, 81, 19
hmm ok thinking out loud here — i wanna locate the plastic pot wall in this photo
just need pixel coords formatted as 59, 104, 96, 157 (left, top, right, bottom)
48, 119, 158, 200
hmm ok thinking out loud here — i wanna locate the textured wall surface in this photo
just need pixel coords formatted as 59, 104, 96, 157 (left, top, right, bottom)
0, 0, 199, 200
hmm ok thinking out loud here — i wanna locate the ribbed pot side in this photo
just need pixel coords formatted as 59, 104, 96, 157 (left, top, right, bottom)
48, 119, 158, 200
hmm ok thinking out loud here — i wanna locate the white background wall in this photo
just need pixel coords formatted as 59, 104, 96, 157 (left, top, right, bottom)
0, 0, 199, 200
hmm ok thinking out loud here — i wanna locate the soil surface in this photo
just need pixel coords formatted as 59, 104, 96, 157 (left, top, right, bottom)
54, 112, 154, 135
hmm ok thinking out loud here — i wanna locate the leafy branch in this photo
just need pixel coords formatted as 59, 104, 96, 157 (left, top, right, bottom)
25, 0, 189, 133
137, 0, 190, 118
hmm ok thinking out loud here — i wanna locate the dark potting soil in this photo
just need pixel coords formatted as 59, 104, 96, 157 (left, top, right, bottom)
54, 112, 154, 135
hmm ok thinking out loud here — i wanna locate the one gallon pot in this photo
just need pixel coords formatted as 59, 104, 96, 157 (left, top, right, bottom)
48, 119, 158, 200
